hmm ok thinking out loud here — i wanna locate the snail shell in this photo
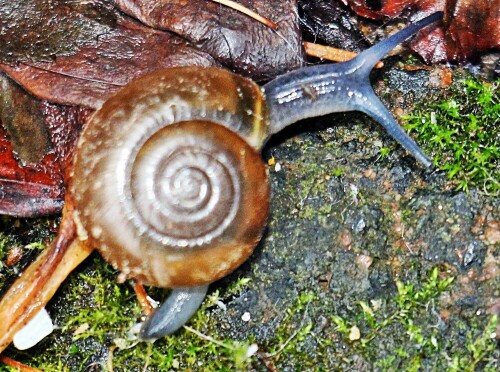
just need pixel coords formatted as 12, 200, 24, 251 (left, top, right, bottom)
71, 67, 270, 288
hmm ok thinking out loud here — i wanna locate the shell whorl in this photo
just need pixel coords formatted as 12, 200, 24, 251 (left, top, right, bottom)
71, 67, 270, 288
127, 121, 243, 247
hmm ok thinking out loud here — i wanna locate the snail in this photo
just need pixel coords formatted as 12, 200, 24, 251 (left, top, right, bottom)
0, 12, 442, 348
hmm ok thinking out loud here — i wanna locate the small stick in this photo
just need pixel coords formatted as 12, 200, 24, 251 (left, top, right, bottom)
107, 345, 116, 372
0, 355, 43, 372
210, 0, 278, 29
0, 206, 93, 353
133, 281, 154, 317
183, 325, 236, 350
303, 41, 384, 68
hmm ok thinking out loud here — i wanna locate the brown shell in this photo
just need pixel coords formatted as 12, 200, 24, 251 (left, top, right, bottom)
70, 67, 270, 287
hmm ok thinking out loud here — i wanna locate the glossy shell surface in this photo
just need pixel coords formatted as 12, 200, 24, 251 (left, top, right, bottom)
71, 67, 270, 287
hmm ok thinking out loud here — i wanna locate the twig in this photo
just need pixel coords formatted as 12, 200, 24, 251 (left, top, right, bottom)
0, 355, 43, 372
133, 281, 154, 317
304, 42, 384, 68
210, 0, 278, 29
107, 345, 116, 372
261, 301, 311, 358
183, 325, 236, 350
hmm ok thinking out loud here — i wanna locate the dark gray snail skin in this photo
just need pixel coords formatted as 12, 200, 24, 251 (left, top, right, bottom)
264, 12, 444, 167
139, 285, 209, 340
139, 12, 442, 340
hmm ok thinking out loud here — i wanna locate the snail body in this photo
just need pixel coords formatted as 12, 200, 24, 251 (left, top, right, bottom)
72, 12, 441, 339
70, 12, 442, 340
73, 11, 441, 288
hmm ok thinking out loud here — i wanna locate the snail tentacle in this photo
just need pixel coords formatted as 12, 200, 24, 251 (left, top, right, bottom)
263, 12, 442, 167
139, 285, 209, 340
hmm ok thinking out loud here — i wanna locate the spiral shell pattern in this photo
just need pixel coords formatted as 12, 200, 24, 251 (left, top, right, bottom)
71, 67, 270, 288
128, 121, 242, 247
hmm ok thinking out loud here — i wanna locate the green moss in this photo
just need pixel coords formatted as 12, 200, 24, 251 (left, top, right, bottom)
327, 267, 499, 370
287, 160, 338, 220
266, 293, 315, 354
109, 325, 257, 371
48, 273, 259, 370
403, 77, 499, 195
63, 258, 142, 343
379, 146, 394, 159
447, 315, 499, 372
58, 273, 259, 371
0, 217, 55, 293
1, 212, 499, 370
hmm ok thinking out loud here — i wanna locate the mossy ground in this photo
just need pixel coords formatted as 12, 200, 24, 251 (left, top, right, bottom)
0, 67, 499, 371
403, 77, 499, 196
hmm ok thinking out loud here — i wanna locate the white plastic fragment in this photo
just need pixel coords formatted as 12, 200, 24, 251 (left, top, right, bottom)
241, 312, 251, 322
245, 343, 259, 357
348, 325, 361, 341
216, 300, 227, 311
13, 307, 54, 350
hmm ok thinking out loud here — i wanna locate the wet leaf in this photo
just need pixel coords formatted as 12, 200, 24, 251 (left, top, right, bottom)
0, 0, 219, 109
0, 0, 303, 217
115, 0, 304, 80
299, 0, 371, 52
340, 0, 500, 63
0, 123, 64, 217
0, 75, 93, 217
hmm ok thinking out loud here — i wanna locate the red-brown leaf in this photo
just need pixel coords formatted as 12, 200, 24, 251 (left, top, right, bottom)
0, 0, 303, 217
0, 76, 92, 217
114, 0, 304, 80
0, 1, 218, 109
341, 0, 500, 63
0, 123, 64, 217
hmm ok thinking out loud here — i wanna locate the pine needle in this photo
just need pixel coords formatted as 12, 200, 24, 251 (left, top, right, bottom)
303, 41, 384, 68
210, 0, 278, 29
0, 356, 43, 372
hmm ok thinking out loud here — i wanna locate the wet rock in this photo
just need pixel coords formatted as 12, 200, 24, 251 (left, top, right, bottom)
368, 264, 397, 298
484, 221, 500, 245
